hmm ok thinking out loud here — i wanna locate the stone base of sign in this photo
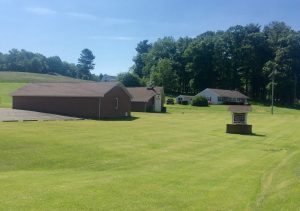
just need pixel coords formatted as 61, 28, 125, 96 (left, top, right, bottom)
226, 124, 252, 135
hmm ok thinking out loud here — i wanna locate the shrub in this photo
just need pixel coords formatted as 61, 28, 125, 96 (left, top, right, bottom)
192, 96, 208, 107
181, 101, 189, 105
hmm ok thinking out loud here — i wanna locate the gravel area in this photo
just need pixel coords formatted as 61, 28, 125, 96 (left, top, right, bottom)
0, 108, 82, 122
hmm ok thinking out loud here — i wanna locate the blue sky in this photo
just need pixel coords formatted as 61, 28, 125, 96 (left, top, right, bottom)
0, 0, 299, 75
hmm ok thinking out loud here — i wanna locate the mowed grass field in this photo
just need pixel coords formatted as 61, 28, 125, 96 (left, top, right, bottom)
0, 72, 85, 83
0, 83, 25, 107
0, 80, 300, 210
0, 72, 86, 108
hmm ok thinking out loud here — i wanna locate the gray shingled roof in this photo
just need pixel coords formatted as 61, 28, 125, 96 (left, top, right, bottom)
11, 82, 127, 97
208, 88, 249, 99
176, 95, 193, 99
127, 87, 163, 102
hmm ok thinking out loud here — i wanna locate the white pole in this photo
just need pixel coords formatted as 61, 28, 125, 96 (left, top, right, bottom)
271, 68, 277, 115
271, 72, 274, 115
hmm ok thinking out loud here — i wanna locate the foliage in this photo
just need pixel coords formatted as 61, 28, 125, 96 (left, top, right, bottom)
77, 48, 95, 80
0, 49, 102, 81
132, 40, 152, 77
131, 21, 300, 104
191, 96, 209, 106
117, 72, 143, 87
150, 58, 178, 93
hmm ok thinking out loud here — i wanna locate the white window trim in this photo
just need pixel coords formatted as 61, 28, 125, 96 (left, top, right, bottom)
115, 97, 119, 110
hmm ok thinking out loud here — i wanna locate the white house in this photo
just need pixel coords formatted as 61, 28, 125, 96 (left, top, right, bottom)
176, 95, 193, 104
197, 88, 249, 104
100, 74, 117, 82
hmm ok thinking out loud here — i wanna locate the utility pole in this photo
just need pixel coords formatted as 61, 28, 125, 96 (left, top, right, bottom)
271, 68, 277, 115
294, 73, 298, 104
271, 72, 274, 115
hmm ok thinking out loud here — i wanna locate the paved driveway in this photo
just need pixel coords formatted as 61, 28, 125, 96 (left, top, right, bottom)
0, 108, 82, 122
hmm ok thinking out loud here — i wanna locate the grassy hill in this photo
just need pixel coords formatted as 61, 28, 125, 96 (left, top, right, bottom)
0, 83, 25, 107
0, 71, 86, 83
0, 81, 299, 210
0, 71, 88, 107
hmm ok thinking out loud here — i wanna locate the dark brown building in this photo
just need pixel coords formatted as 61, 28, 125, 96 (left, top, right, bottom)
127, 87, 165, 112
11, 82, 132, 119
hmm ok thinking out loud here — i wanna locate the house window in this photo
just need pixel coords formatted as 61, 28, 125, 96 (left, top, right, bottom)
115, 98, 119, 110
218, 97, 223, 102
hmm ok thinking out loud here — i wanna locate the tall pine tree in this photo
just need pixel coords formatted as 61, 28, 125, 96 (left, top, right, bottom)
77, 48, 95, 79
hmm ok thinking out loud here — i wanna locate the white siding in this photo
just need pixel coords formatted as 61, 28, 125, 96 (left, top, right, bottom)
176, 95, 193, 104
154, 94, 162, 112
196, 89, 221, 104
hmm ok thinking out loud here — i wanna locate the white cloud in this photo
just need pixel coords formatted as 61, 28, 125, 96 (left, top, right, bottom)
25, 7, 57, 15
66, 12, 98, 21
66, 13, 136, 24
24, 7, 136, 25
113, 36, 138, 41
103, 17, 136, 25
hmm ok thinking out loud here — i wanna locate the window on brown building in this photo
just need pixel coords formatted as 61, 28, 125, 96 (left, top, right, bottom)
115, 98, 119, 110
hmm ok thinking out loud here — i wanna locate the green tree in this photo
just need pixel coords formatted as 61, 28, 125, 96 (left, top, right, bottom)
77, 48, 95, 79
47, 56, 64, 75
184, 33, 217, 92
175, 37, 193, 93
263, 22, 296, 104
132, 40, 152, 78
150, 59, 178, 93
117, 72, 142, 87
62, 62, 79, 78
29, 56, 49, 73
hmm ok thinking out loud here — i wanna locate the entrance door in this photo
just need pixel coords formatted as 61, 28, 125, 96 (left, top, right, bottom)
154, 94, 162, 112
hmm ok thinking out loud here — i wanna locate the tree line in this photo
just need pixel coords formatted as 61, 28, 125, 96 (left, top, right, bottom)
0, 48, 101, 81
127, 21, 300, 104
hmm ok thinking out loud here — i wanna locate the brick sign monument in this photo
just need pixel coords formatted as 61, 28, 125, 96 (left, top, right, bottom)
226, 105, 252, 135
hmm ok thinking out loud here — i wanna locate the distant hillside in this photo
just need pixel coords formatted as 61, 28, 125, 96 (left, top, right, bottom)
0, 72, 88, 83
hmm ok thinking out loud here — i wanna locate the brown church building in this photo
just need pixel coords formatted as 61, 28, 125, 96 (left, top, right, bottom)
127, 87, 165, 112
11, 82, 132, 119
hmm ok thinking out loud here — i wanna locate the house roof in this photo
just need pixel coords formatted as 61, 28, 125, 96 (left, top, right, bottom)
127, 87, 163, 102
207, 88, 249, 99
176, 95, 194, 99
228, 105, 252, 113
11, 82, 130, 98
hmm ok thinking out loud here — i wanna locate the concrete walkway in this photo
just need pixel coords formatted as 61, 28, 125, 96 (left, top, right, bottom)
0, 108, 82, 122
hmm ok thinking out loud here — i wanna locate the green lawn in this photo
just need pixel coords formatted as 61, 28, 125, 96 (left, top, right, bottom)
0, 83, 25, 107
0, 102, 299, 210
0, 71, 85, 83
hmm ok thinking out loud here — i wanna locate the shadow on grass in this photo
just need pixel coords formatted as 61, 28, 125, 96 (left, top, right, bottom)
227, 132, 266, 137
101, 116, 140, 121
147, 111, 171, 115
250, 133, 266, 137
